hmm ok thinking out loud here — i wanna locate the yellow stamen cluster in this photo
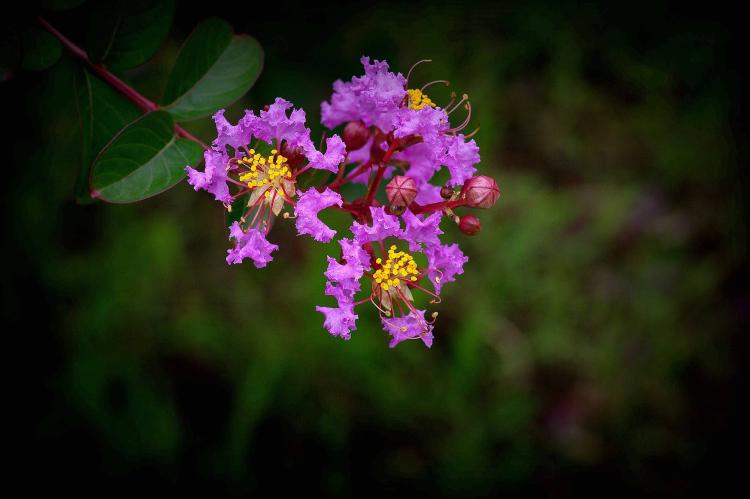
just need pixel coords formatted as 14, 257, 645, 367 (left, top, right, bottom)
373, 245, 419, 291
238, 149, 291, 188
407, 88, 436, 111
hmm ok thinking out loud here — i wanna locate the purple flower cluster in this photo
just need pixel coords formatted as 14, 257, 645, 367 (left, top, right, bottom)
186, 56, 500, 348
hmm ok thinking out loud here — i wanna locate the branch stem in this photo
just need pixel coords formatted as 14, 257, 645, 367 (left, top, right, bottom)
38, 17, 209, 150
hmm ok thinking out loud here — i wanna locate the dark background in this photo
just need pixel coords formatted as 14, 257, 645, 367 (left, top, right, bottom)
4, 0, 748, 496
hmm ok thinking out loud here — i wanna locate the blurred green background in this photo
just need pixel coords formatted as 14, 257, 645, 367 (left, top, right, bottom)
5, 0, 747, 496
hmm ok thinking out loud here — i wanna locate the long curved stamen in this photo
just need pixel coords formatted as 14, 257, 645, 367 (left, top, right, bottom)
381, 315, 408, 333
447, 102, 472, 133
229, 187, 251, 202
444, 91, 457, 111
410, 282, 442, 304
388, 288, 405, 316
426, 311, 439, 325
446, 94, 469, 115
421, 79, 449, 92
370, 296, 391, 317
280, 183, 296, 205
249, 199, 267, 227
265, 190, 277, 235
464, 124, 481, 139
227, 177, 248, 188
406, 59, 432, 85
430, 267, 444, 285
395, 287, 419, 314
240, 188, 269, 222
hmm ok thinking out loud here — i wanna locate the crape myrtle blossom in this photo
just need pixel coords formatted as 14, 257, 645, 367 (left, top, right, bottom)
186, 56, 501, 348
316, 207, 467, 347
186, 98, 345, 267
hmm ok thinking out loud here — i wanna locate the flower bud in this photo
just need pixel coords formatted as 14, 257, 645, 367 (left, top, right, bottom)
385, 175, 417, 209
440, 185, 454, 199
343, 121, 369, 151
370, 131, 387, 163
461, 175, 500, 209
280, 141, 306, 169
458, 215, 481, 235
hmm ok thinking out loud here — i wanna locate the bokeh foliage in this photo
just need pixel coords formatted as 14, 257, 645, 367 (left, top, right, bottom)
6, 0, 746, 495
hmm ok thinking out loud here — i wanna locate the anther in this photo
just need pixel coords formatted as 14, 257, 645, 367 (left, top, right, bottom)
446, 94, 468, 115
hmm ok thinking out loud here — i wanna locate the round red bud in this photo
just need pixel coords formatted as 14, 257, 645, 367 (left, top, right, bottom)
459, 215, 481, 235
461, 175, 500, 209
370, 134, 387, 163
343, 121, 369, 151
440, 185, 454, 199
280, 142, 306, 169
386, 175, 417, 209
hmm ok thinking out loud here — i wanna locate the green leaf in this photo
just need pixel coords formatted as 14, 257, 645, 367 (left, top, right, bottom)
21, 26, 62, 71
74, 68, 142, 203
161, 17, 263, 122
91, 111, 203, 203
87, 0, 175, 69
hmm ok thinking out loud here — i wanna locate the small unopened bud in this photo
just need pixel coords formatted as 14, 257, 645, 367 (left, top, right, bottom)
386, 175, 417, 209
343, 121, 369, 151
440, 185, 454, 199
280, 141, 305, 169
458, 214, 481, 235
461, 175, 500, 209
370, 133, 387, 163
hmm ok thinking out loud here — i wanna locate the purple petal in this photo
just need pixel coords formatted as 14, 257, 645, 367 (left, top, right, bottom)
321, 56, 406, 132
443, 134, 479, 187
295, 188, 343, 242
252, 97, 314, 151
401, 209, 443, 251
212, 109, 256, 151
381, 309, 434, 348
392, 105, 449, 144
425, 242, 468, 294
350, 206, 402, 244
185, 149, 231, 203
321, 237, 371, 306
316, 302, 358, 340
225, 222, 278, 268
339, 237, 371, 270
304, 135, 347, 173
415, 183, 444, 205
397, 143, 442, 184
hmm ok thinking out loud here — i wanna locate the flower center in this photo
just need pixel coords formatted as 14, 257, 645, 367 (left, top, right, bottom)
407, 88, 436, 110
238, 149, 292, 190
373, 245, 420, 291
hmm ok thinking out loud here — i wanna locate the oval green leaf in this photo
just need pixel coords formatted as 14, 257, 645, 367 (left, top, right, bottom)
161, 17, 263, 122
21, 26, 62, 71
91, 111, 203, 203
75, 68, 142, 203
86, 0, 175, 69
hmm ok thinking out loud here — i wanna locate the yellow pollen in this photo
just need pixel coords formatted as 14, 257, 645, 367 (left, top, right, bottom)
372, 247, 420, 292
407, 88, 436, 110
237, 151, 292, 189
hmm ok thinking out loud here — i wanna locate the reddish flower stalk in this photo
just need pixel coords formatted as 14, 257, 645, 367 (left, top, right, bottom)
364, 141, 399, 205
409, 199, 466, 214
37, 17, 209, 150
